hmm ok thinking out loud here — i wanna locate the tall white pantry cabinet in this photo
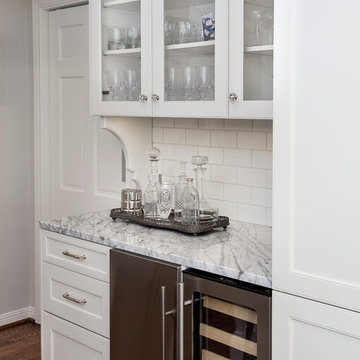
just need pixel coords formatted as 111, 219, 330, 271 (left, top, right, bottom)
273, 0, 360, 358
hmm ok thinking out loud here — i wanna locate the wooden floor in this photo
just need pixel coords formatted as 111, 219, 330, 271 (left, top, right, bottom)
0, 320, 40, 360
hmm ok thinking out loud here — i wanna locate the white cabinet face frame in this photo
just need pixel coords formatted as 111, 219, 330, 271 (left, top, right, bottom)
273, 292, 360, 360
90, 0, 153, 116
228, 0, 273, 119
273, 0, 360, 312
151, 0, 229, 118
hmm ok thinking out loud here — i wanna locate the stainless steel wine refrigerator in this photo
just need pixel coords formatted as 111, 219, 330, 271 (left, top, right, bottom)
110, 249, 271, 360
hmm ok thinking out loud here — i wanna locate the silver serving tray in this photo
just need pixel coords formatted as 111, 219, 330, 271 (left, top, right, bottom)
110, 208, 229, 235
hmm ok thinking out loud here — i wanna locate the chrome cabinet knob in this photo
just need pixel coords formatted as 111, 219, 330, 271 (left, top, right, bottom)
229, 92, 238, 102
152, 94, 160, 102
139, 94, 148, 102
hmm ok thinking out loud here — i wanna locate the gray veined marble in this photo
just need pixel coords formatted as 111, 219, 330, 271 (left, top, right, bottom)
40, 210, 272, 288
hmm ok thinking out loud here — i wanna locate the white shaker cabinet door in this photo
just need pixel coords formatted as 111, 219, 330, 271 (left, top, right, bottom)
273, 0, 360, 311
42, 312, 109, 360
273, 292, 360, 360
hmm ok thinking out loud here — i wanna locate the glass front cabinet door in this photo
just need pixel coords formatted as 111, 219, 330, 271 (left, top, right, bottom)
90, 0, 152, 116
229, 0, 274, 119
152, 0, 229, 118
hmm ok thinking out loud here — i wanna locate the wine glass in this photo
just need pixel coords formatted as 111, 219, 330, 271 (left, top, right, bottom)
197, 66, 214, 101
127, 26, 140, 49
127, 69, 140, 101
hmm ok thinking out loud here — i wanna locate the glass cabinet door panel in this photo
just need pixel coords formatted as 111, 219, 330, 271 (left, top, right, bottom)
102, 1, 141, 102
90, 0, 152, 116
228, 0, 273, 119
152, 0, 228, 118
195, 293, 258, 360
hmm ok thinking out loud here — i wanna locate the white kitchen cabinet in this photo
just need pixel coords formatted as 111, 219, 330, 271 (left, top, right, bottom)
273, 0, 360, 312
42, 312, 110, 360
229, 0, 273, 119
90, 0, 153, 116
152, 0, 228, 118
273, 291, 360, 360
90, 0, 273, 119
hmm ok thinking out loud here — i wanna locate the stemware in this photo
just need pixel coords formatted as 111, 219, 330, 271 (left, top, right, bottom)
198, 66, 214, 101
182, 66, 198, 101
127, 26, 141, 49
127, 69, 140, 101
165, 66, 181, 101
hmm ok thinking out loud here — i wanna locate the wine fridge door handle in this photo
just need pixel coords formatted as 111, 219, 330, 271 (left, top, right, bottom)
177, 282, 184, 360
161, 286, 166, 360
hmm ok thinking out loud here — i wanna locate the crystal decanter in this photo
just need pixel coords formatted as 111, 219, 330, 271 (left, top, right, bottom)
191, 155, 219, 221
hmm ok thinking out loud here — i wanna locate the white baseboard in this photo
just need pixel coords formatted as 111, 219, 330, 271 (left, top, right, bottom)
0, 306, 36, 327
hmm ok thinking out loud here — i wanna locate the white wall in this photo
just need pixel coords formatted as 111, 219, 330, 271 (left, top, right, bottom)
0, 0, 34, 317
153, 118, 272, 226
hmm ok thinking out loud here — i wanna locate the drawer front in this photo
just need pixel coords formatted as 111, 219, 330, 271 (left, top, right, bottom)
43, 262, 109, 337
42, 311, 109, 360
41, 230, 110, 282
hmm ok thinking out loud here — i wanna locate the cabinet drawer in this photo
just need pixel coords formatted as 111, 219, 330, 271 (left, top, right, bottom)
42, 311, 109, 360
43, 262, 109, 337
41, 230, 110, 282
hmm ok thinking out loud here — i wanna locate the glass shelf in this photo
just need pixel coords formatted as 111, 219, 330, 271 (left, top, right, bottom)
104, 48, 141, 56
103, 0, 139, 10
165, 40, 215, 55
244, 45, 273, 56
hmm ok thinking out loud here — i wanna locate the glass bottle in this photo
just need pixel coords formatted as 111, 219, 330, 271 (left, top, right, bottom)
191, 155, 219, 221
182, 178, 200, 225
148, 147, 162, 184
174, 161, 187, 222
143, 174, 159, 218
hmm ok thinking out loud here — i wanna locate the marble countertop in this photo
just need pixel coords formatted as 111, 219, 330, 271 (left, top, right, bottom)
39, 211, 272, 288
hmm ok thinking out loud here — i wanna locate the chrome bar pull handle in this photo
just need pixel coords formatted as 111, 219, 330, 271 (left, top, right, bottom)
177, 282, 184, 360
62, 249, 86, 260
62, 292, 86, 304
229, 92, 238, 102
161, 286, 166, 360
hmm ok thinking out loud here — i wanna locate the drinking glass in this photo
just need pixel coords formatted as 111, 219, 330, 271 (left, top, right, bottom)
157, 181, 175, 219
164, 19, 178, 45
197, 66, 214, 101
182, 66, 199, 101
193, 23, 204, 42
127, 69, 140, 101
108, 27, 127, 50
127, 26, 141, 49
107, 70, 127, 101
165, 66, 180, 101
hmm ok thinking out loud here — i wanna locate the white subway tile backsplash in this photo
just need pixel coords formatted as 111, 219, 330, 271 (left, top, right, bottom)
238, 204, 267, 225
238, 132, 267, 150
224, 184, 251, 204
224, 149, 251, 167
153, 118, 174, 128
267, 132, 273, 150
225, 119, 252, 131
163, 128, 186, 144
175, 118, 198, 129
252, 188, 272, 207
252, 151, 273, 169
266, 170, 272, 188
211, 165, 237, 184
211, 130, 237, 148
154, 118, 273, 226
174, 145, 198, 162
199, 118, 224, 129
253, 120, 273, 132
205, 181, 224, 200
186, 129, 210, 146
153, 143, 174, 160
152, 127, 163, 143
198, 147, 223, 165
237, 168, 266, 187
213, 200, 238, 220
